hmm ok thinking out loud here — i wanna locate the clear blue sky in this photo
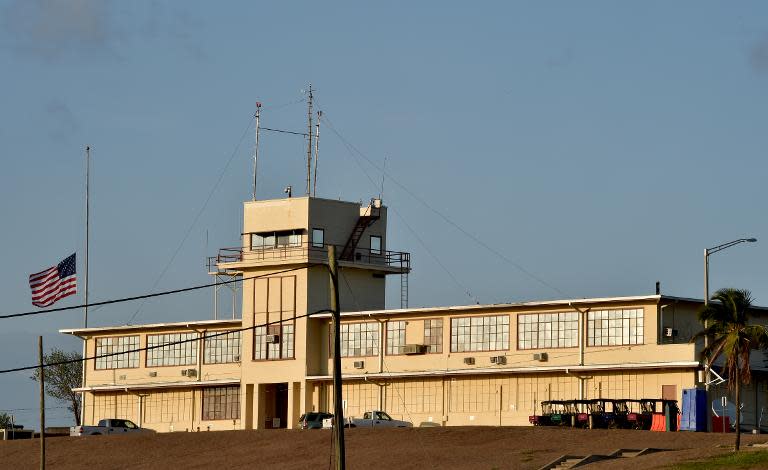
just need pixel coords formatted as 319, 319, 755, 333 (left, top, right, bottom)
2, 1, 767, 426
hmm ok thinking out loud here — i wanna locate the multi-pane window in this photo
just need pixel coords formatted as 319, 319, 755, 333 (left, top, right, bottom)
340, 322, 380, 357
254, 323, 294, 360
146, 333, 198, 367
251, 230, 301, 250
95, 336, 139, 370
423, 319, 443, 353
587, 309, 644, 346
386, 321, 406, 355
370, 235, 382, 255
204, 331, 242, 364
518, 312, 579, 349
312, 228, 324, 248
450, 315, 509, 352
202, 386, 240, 420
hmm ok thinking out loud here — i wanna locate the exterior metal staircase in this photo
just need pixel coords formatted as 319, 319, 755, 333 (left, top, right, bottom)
340, 204, 380, 261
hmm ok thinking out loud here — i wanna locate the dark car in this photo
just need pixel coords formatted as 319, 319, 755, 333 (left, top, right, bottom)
299, 412, 333, 429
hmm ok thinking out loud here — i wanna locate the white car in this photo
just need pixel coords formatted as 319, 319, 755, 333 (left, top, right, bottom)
348, 411, 412, 428
70, 419, 154, 436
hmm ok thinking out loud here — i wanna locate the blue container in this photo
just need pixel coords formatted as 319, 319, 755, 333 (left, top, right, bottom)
680, 388, 707, 432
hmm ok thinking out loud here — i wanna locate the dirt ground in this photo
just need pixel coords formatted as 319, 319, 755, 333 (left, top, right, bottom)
1, 427, 766, 470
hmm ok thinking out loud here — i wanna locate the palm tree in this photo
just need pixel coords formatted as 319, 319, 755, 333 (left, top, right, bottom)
693, 288, 768, 450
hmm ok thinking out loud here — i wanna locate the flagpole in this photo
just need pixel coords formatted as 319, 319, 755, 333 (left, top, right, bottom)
80, 146, 90, 426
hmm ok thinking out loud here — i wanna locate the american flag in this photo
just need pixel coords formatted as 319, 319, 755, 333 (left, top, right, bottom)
29, 253, 77, 307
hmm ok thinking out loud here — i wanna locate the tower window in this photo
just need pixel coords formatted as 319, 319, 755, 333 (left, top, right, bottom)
370, 235, 382, 255
312, 228, 324, 248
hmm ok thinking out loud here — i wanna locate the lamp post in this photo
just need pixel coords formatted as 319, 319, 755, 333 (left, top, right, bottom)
703, 238, 757, 389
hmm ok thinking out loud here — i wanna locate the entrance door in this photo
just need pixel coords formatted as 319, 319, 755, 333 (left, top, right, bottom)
263, 383, 289, 429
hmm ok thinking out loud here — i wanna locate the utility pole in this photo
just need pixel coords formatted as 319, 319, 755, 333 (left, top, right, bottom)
81, 145, 90, 427
306, 84, 314, 196
252, 102, 262, 201
38, 336, 45, 470
327, 245, 346, 470
312, 110, 321, 196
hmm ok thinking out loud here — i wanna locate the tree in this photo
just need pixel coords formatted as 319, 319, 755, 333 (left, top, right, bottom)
0, 412, 12, 429
693, 288, 768, 451
30, 348, 83, 426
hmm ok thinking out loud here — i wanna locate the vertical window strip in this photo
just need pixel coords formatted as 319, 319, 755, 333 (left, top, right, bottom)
423, 319, 443, 353
202, 386, 240, 421
386, 321, 406, 355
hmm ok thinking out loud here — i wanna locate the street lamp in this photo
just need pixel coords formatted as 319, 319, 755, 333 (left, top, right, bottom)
703, 238, 757, 389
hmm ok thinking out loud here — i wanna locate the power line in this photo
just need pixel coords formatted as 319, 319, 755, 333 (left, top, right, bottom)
0, 307, 332, 375
319, 113, 567, 299
261, 127, 308, 137
1, 265, 315, 321
126, 113, 257, 325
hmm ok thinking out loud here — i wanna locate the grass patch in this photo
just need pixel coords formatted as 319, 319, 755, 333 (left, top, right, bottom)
670, 450, 768, 469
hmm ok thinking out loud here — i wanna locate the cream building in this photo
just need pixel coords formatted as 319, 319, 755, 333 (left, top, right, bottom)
61, 195, 768, 431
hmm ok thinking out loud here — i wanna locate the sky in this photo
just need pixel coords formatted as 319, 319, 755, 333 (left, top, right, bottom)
2, 1, 768, 426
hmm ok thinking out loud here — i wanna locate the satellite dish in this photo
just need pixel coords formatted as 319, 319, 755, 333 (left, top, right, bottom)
712, 397, 742, 427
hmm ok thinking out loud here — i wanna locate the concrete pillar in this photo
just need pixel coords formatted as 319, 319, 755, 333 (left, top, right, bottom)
244, 384, 254, 429
288, 381, 301, 429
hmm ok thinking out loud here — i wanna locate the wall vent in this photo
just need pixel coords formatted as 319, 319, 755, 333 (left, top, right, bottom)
148, 371, 157, 377
490, 355, 507, 365
181, 368, 197, 377
353, 360, 365, 369
463, 357, 475, 365
533, 353, 548, 362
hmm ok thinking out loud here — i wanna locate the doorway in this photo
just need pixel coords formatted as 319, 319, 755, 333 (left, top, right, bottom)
263, 383, 289, 429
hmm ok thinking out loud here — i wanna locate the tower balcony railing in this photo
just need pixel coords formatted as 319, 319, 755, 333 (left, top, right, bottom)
207, 242, 410, 274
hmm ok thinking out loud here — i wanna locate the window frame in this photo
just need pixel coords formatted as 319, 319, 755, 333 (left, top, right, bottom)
145, 332, 199, 368
423, 318, 444, 353
450, 314, 510, 353
203, 330, 242, 364
337, 321, 380, 357
201, 386, 240, 421
386, 320, 407, 355
94, 335, 140, 370
312, 228, 324, 248
587, 308, 644, 347
517, 312, 579, 350
370, 235, 382, 255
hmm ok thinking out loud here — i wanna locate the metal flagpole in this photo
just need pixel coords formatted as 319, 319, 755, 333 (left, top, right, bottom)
252, 102, 262, 201
80, 146, 90, 426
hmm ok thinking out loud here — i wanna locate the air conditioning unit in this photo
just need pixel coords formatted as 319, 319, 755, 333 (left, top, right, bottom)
118, 375, 127, 380
403, 344, 428, 355
533, 353, 548, 362
664, 328, 678, 338
265, 335, 280, 344
490, 355, 507, 365
353, 361, 365, 369
233, 355, 241, 362
181, 368, 197, 377
463, 357, 475, 365
148, 371, 157, 377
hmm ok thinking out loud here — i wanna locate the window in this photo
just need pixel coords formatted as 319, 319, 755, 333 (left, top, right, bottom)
202, 386, 240, 420
587, 309, 644, 346
254, 323, 294, 360
340, 322, 379, 357
95, 336, 139, 370
146, 333, 198, 367
312, 228, 324, 248
386, 321, 406, 355
450, 315, 509, 352
251, 230, 302, 250
204, 331, 241, 364
423, 319, 443, 353
370, 235, 382, 255
518, 312, 579, 349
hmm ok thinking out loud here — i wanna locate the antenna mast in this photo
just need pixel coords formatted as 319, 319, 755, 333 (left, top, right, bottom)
252, 102, 262, 201
313, 110, 322, 196
306, 84, 313, 196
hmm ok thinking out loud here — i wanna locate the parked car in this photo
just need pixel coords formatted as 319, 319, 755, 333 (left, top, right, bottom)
299, 412, 334, 429
70, 419, 154, 436
348, 411, 412, 428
